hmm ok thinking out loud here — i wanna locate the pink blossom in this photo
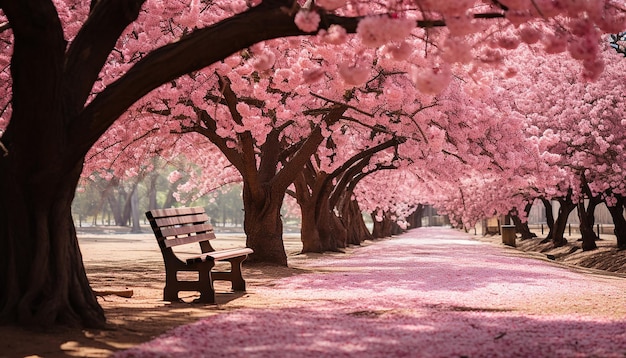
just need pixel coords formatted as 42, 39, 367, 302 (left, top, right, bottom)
302, 68, 325, 83
411, 65, 452, 95
357, 16, 415, 48
582, 58, 604, 81
518, 25, 542, 44
385, 41, 413, 61
543, 33, 567, 54
568, 35, 599, 61
319, 25, 348, 45
294, 10, 321, 33
252, 51, 276, 71
338, 64, 370, 86
167, 170, 182, 183
440, 37, 473, 63
497, 35, 521, 50
446, 13, 483, 36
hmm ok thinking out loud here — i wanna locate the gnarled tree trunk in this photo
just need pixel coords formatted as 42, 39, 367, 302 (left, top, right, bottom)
549, 195, 576, 248
372, 211, 394, 238
578, 180, 600, 251
242, 184, 287, 265
511, 203, 537, 240
0, 159, 105, 328
407, 205, 424, 229
341, 198, 373, 245
577, 201, 598, 251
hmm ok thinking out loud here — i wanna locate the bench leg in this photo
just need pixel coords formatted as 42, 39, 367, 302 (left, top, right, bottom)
163, 287, 180, 302
196, 267, 216, 303
163, 266, 216, 303
164, 270, 181, 302
228, 256, 247, 292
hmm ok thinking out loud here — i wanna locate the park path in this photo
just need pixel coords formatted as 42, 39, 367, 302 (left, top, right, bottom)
114, 227, 626, 358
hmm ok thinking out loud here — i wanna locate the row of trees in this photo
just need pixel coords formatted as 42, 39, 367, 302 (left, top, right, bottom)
1, 0, 624, 328
74, 161, 248, 229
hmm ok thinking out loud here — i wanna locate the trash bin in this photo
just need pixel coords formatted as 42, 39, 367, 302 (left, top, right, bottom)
501, 225, 516, 247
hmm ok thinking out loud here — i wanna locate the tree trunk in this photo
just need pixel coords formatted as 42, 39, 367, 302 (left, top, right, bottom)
540, 197, 555, 230
577, 178, 601, 251
317, 197, 342, 252
106, 190, 125, 226
511, 203, 537, 240
147, 173, 159, 211
299, 199, 323, 253
242, 184, 287, 266
0, 1, 107, 327
0, 160, 105, 328
606, 196, 626, 249
293, 171, 338, 253
384, 213, 394, 237
329, 211, 348, 248
130, 189, 142, 233
577, 201, 598, 251
407, 205, 424, 229
550, 196, 576, 248
577, 201, 597, 251
371, 211, 394, 238
391, 219, 404, 235
342, 199, 372, 245
371, 213, 385, 238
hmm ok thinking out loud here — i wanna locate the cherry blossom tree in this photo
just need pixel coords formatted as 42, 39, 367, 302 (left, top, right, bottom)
502, 44, 626, 249
0, 0, 623, 329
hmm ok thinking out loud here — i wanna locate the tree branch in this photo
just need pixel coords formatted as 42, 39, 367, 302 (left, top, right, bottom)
64, 0, 145, 114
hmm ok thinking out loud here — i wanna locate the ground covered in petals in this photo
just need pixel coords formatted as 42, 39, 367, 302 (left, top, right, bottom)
114, 228, 626, 358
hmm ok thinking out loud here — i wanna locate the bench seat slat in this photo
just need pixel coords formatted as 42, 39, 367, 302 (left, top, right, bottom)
163, 232, 217, 248
186, 248, 253, 264
159, 223, 214, 238
153, 213, 209, 227
149, 207, 206, 218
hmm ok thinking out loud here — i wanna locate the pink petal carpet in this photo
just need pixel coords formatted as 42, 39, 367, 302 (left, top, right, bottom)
114, 227, 626, 357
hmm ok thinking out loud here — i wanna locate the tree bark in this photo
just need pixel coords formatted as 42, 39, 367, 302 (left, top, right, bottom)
341, 198, 373, 245
328, 211, 349, 249
578, 179, 600, 251
0, 161, 105, 328
407, 205, 424, 229
293, 168, 338, 253
299, 201, 323, 253
577, 201, 597, 251
606, 196, 626, 250
372, 211, 394, 238
371, 213, 384, 238
549, 195, 576, 248
242, 184, 288, 265
130, 189, 142, 233
511, 203, 537, 240
540, 197, 555, 230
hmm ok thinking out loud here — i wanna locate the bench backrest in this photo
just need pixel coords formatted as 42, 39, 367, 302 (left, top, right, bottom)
146, 207, 215, 253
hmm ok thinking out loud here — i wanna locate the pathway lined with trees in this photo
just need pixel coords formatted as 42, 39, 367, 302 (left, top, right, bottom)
115, 227, 626, 358
0, 0, 624, 329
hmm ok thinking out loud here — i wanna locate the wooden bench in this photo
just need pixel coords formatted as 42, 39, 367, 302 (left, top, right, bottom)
146, 207, 253, 303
